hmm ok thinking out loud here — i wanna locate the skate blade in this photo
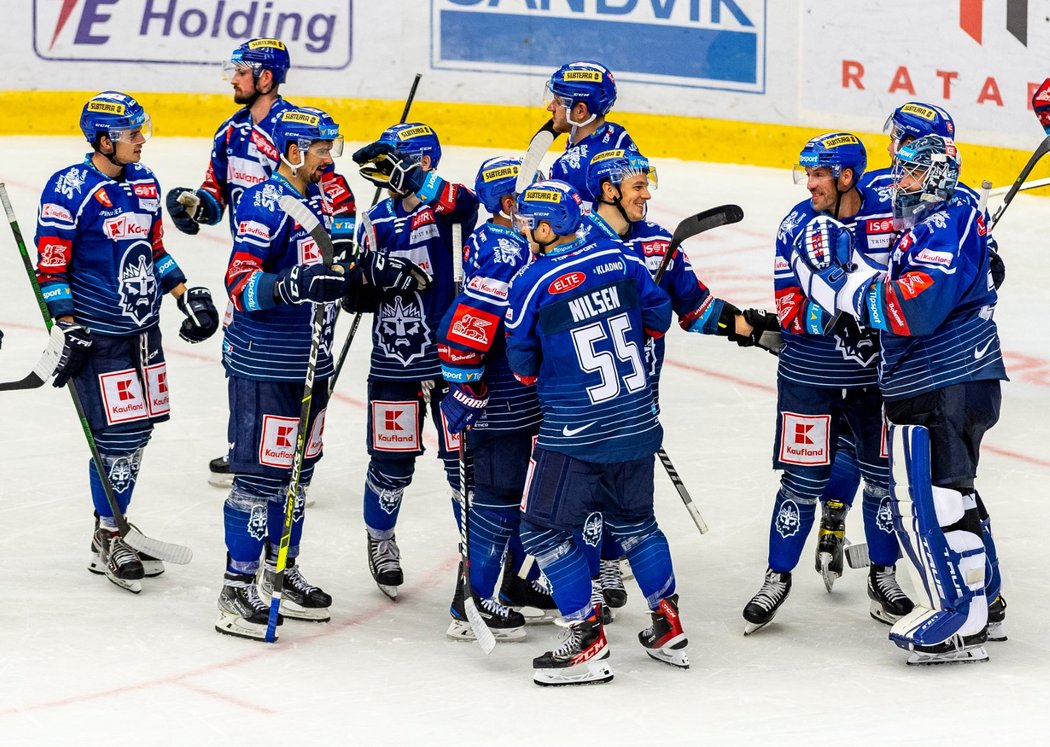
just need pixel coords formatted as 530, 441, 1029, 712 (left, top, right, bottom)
818, 553, 840, 593
376, 583, 399, 601
90, 553, 164, 578
518, 607, 559, 625
868, 600, 901, 626
215, 610, 274, 642
906, 646, 989, 665
533, 660, 614, 687
987, 621, 1007, 642
743, 618, 773, 636
446, 619, 526, 642
104, 572, 142, 594
277, 604, 331, 623
208, 473, 234, 489
645, 640, 690, 669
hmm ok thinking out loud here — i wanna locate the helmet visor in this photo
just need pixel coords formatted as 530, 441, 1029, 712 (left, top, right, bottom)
108, 114, 152, 144
222, 59, 256, 81
543, 81, 572, 110
305, 136, 344, 159
792, 164, 838, 185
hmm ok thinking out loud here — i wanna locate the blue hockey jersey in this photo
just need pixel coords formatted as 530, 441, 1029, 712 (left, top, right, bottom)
505, 233, 671, 464
437, 221, 541, 434
222, 174, 338, 382
35, 158, 186, 336
549, 122, 637, 203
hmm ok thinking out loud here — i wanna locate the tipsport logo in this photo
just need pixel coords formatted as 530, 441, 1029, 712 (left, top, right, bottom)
431, 0, 766, 93
959, 0, 1028, 46
33, 0, 352, 69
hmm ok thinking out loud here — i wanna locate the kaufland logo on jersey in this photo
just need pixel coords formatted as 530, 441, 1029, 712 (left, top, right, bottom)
33, 0, 352, 69
431, 0, 766, 93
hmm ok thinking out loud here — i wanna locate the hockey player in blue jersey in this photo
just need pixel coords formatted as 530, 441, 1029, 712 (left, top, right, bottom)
545, 61, 638, 203
436, 156, 556, 641
215, 107, 427, 640
163, 38, 357, 486
742, 133, 912, 635
505, 180, 687, 686
792, 134, 1007, 664
351, 123, 480, 600
35, 91, 220, 593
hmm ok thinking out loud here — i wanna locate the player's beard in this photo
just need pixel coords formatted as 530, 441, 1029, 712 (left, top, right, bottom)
233, 87, 258, 107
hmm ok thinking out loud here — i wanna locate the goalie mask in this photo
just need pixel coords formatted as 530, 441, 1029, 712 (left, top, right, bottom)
891, 134, 960, 229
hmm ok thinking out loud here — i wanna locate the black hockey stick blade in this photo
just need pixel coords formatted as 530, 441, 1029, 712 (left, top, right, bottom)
0, 325, 64, 391
516, 119, 561, 194
278, 194, 335, 260
654, 204, 744, 285
989, 134, 1050, 231
657, 447, 708, 534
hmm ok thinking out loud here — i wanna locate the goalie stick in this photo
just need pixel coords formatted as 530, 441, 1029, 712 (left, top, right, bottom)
0, 183, 192, 565
0, 325, 64, 391
650, 206, 744, 535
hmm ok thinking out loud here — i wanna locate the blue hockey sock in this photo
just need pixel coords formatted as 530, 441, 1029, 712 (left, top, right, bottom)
608, 517, 675, 608
862, 485, 899, 567
521, 520, 592, 620
767, 488, 817, 573
823, 447, 861, 509
506, 530, 539, 580
600, 530, 625, 561
89, 452, 140, 521
363, 459, 414, 534
573, 512, 604, 579
224, 476, 270, 575
467, 506, 516, 598
980, 515, 1002, 601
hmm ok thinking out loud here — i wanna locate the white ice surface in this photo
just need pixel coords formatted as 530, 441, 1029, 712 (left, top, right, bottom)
0, 137, 1048, 745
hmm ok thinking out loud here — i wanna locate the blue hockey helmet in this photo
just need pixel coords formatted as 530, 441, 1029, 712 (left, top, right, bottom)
275, 107, 343, 158
586, 149, 657, 203
891, 134, 961, 228
884, 102, 955, 154
546, 61, 618, 119
224, 38, 290, 85
514, 180, 584, 237
379, 122, 442, 170
793, 132, 867, 186
80, 91, 151, 145
474, 156, 539, 215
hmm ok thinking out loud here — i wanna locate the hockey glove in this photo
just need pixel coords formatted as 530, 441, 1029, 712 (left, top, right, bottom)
165, 187, 221, 235
1033, 78, 1050, 135
177, 286, 220, 343
52, 320, 92, 388
273, 262, 351, 305
352, 141, 396, 165
736, 308, 784, 355
989, 246, 1006, 290
387, 154, 427, 197
357, 252, 430, 292
440, 382, 489, 434
0, 327, 3, 350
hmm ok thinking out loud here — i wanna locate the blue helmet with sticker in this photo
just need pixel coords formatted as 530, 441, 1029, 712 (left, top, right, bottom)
379, 122, 442, 170
891, 134, 960, 228
226, 38, 291, 85
586, 149, 657, 203
547, 61, 618, 118
274, 107, 343, 157
474, 156, 539, 215
515, 180, 584, 236
794, 132, 867, 186
885, 102, 955, 153
79, 91, 151, 145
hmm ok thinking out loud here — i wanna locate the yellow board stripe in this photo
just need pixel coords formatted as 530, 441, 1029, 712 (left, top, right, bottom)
2, 90, 1046, 193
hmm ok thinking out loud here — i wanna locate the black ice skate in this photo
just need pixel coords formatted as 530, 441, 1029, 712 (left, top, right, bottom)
216, 572, 283, 641
987, 594, 1007, 642
90, 525, 144, 594
367, 532, 403, 600
448, 573, 526, 642
905, 629, 989, 666
591, 578, 613, 625
638, 594, 689, 669
600, 558, 628, 609
89, 516, 164, 578
258, 557, 332, 622
208, 454, 234, 489
532, 613, 612, 687
499, 572, 558, 624
867, 564, 914, 625
743, 569, 792, 635
815, 499, 848, 592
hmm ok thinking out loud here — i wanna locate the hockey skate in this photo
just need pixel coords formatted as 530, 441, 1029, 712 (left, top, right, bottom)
88, 517, 164, 578
867, 564, 913, 625
815, 499, 848, 592
258, 558, 332, 622
367, 532, 403, 600
639, 594, 689, 669
591, 577, 613, 625
743, 569, 791, 635
90, 525, 144, 594
600, 558, 628, 609
904, 629, 989, 666
216, 572, 283, 641
448, 573, 526, 642
208, 454, 234, 489
532, 613, 612, 687
987, 595, 1007, 642
499, 572, 558, 624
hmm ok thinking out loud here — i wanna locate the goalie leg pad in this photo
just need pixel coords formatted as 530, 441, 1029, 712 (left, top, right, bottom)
888, 425, 987, 650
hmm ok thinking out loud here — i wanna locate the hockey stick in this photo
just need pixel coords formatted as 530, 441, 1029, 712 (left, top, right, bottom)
0, 184, 193, 564
328, 210, 377, 395
988, 82, 1050, 231
516, 119, 561, 194
844, 541, 902, 570
329, 73, 422, 394
265, 194, 336, 642
989, 176, 1050, 197
0, 325, 65, 391
451, 222, 496, 654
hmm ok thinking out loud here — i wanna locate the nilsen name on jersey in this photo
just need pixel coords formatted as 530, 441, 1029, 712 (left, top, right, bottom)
568, 285, 622, 323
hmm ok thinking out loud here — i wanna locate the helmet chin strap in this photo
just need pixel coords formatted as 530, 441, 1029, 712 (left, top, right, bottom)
97, 137, 128, 172
599, 185, 636, 234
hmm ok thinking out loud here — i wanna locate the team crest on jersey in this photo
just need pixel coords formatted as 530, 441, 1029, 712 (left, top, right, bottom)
56, 167, 86, 199
926, 212, 948, 230
582, 512, 603, 547
775, 499, 801, 538
254, 182, 281, 211
493, 237, 522, 264
876, 495, 894, 533
247, 504, 267, 540
563, 144, 587, 171
118, 244, 157, 324
833, 320, 879, 367
777, 210, 803, 243
377, 295, 430, 366
106, 454, 140, 492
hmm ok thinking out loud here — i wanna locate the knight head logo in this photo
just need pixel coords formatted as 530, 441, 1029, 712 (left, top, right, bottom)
247, 504, 267, 540
377, 295, 430, 366
775, 498, 801, 538
876, 495, 894, 533
118, 242, 157, 324
582, 512, 603, 547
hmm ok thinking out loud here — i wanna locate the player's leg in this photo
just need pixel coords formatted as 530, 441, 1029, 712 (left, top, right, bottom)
814, 419, 860, 587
